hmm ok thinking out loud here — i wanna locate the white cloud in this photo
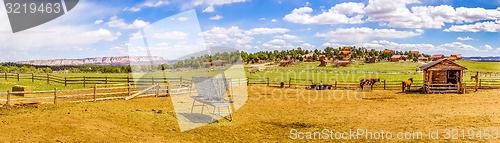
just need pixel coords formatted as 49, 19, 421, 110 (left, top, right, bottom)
485, 45, 493, 50
300, 43, 315, 49
438, 42, 480, 51
259, 18, 266, 20
94, 20, 103, 24
144, 0, 169, 7
151, 31, 190, 40
283, 5, 365, 25
195, 0, 248, 13
178, 17, 190, 21
354, 40, 448, 52
123, 7, 141, 12
106, 16, 150, 29
129, 31, 144, 40
273, 34, 303, 42
271, 19, 278, 22
209, 15, 224, 20
267, 39, 286, 45
245, 28, 290, 35
315, 27, 424, 43
445, 21, 500, 32
457, 36, 474, 41
321, 43, 345, 48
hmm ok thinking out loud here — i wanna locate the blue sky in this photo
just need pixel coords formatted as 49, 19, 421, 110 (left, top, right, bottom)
1, 0, 500, 62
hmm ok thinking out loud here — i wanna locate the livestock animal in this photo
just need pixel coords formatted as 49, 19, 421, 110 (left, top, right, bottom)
360, 78, 381, 91
249, 71, 256, 74
402, 78, 414, 92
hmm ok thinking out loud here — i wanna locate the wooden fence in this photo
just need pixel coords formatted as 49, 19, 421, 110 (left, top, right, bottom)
247, 78, 500, 90
0, 83, 165, 105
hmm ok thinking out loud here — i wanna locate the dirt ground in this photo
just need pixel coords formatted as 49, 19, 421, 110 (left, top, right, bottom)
0, 87, 498, 142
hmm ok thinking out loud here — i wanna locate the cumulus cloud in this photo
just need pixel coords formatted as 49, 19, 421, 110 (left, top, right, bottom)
123, 7, 141, 12
123, 0, 169, 12
283, 5, 365, 25
94, 20, 103, 24
438, 42, 480, 51
245, 28, 290, 35
209, 15, 224, 20
273, 34, 304, 42
315, 27, 424, 43
445, 21, 500, 32
352, 40, 448, 52
457, 36, 474, 41
485, 45, 493, 50
106, 16, 150, 29
201, 26, 292, 49
271, 19, 278, 22
194, 0, 248, 13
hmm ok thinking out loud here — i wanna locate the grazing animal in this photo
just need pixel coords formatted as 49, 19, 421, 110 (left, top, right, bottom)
360, 78, 381, 91
249, 71, 256, 74
402, 78, 414, 92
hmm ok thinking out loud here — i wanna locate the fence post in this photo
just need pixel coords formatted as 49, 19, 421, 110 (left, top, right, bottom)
128, 83, 131, 96
31, 73, 34, 82
152, 77, 155, 85
54, 88, 58, 104
4, 72, 6, 80
6, 90, 10, 106
383, 80, 386, 90
17, 73, 19, 81
155, 83, 159, 97
127, 76, 130, 84
267, 78, 270, 87
47, 74, 50, 84
83, 76, 86, 87
93, 84, 97, 102
105, 76, 108, 84
335, 80, 337, 89
65, 77, 67, 87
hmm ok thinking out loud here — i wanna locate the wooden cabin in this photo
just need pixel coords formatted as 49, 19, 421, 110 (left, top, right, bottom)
366, 57, 376, 63
450, 54, 462, 60
319, 60, 331, 67
334, 60, 351, 67
431, 54, 445, 61
418, 56, 428, 62
287, 55, 297, 62
319, 55, 326, 61
391, 55, 403, 62
411, 51, 419, 56
419, 59, 468, 94
280, 60, 292, 67
342, 47, 352, 51
447, 56, 457, 61
382, 50, 393, 53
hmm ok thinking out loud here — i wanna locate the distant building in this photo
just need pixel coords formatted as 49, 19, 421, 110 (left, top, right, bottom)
342, 47, 352, 51
280, 60, 292, 67
418, 56, 429, 62
319, 60, 331, 67
411, 51, 419, 56
319, 55, 326, 61
432, 55, 446, 61
391, 55, 403, 62
335, 60, 351, 67
450, 54, 462, 60
383, 50, 393, 53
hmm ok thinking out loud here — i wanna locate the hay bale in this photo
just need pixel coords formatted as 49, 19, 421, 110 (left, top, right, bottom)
12, 85, 32, 97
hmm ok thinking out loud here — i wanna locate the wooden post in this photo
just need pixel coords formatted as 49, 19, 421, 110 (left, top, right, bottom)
93, 84, 97, 102
128, 83, 131, 96
152, 77, 155, 85
17, 73, 19, 81
31, 73, 34, 82
246, 78, 249, 86
335, 80, 337, 89
64, 77, 67, 86
6, 90, 10, 106
54, 88, 58, 104
83, 76, 86, 87
428, 71, 433, 93
156, 84, 159, 97
475, 72, 479, 92
267, 78, 270, 87
383, 80, 386, 90
105, 76, 108, 84
4, 72, 6, 80
127, 76, 130, 84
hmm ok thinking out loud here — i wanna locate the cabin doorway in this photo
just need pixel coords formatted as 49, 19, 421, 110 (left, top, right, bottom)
447, 70, 460, 84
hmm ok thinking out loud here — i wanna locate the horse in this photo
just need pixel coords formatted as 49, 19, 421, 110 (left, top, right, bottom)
402, 78, 414, 92
360, 78, 381, 91
249, 71, 256, 74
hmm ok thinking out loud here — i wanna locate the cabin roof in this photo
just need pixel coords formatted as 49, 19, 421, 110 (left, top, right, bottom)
323, 60, 331, 63
432, 54, 445, 58
419, 59, 468, 70
280, 60, 290, 63
391, 55, 402, 59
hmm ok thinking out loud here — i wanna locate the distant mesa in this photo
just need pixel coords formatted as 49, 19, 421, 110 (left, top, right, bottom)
17, 56, 171, 66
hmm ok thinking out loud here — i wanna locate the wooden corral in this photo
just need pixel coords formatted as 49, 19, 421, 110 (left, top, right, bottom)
420, 59, 468, 93
319, 60, 331, 67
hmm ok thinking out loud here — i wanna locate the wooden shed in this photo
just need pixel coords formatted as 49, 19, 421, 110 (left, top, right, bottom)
431, 54, 445, 61
319, 60, 331, 67
280, 60, 292, 67
419, 59, 468, 93
418, 56, 428, 62
391, 55, 403, 62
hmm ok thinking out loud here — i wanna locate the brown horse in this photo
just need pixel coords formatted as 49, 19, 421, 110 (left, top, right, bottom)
402, 78, 414, 92
249, 71, 256, 74
360, 78, 381, 91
